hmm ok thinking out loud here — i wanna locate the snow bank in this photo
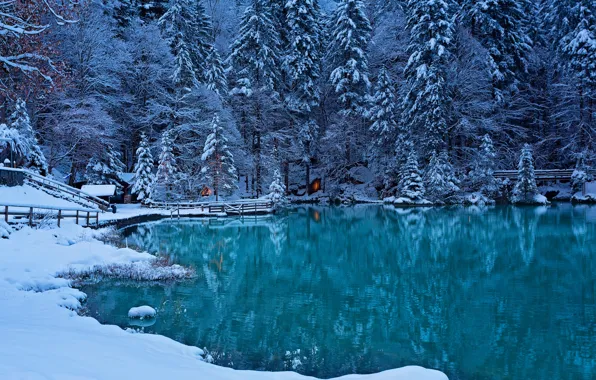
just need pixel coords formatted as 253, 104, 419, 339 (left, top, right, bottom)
128, 306, 156, 319
0, 220, 10, 238
0, 184, 87, 208
0, 224, 447, 380
384, 196, 433, 206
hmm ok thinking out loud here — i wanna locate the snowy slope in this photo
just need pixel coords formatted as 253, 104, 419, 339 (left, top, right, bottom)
0, 185, 87, 208
0, 225, 447, 380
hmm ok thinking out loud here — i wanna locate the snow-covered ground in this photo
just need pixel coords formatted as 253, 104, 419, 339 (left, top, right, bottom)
0, 222, 447, 380
0, 185, 87, 209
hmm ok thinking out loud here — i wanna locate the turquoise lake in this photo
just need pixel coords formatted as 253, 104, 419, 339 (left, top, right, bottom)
81, 205, 596, 379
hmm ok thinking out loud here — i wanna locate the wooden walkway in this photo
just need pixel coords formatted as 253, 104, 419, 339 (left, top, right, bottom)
147, 199, 275, 217
494, 169, 596, 182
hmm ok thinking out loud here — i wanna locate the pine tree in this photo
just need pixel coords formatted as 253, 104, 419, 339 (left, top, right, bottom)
461, 0, 532, 103
571, 151, 593, 194
204, 46, 228, 96
9, 99, 48, 174
268, 169, 287, 205
131, 133, 155, 201
285, 0, 322, 115
113, 0, 138, 32
228, 0, 282, 197
367, 66, 398, 148
511, 144, 540, 203
397, 148, 427, 202
468, 134, 500, 198
85, 145, 126, 190
159, 0, 213, 87
201, 115, 238, 201
328, 0, 372, 116
424, 150, 461, 203
402, 0, 453, 154
562, 2, 596, 148
150, 129, 178, 201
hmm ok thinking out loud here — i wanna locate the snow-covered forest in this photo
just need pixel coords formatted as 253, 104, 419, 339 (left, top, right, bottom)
1, 0, 595, 203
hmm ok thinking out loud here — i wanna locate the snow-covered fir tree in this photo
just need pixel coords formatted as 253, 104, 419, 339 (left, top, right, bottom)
367, 66, 398, 149
511, 144, 540, 204
85, 145, 126, 190
397, 148, 427, 203
468, 134, 500, 198
571, 151, 592, 194
328, 0, 372, 116
268, 169, 287, 205
150, 129, 179, 202
461, 0, 532, 103
402, 0, 453, 155
204, 46, 227, 96
159, 0, 213, 87
228, 0, 282, 197
131, 133, 155, 202
8, 99, 48, 174
424, 151, 461, 204
201, 115, 238, 201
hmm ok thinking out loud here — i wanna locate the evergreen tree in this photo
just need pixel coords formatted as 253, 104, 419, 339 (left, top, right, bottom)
328, 0, 372, 116
9, 99, 48, 174
285, 0, 322, 115
468, 134, 500, 198
150, 129, 178, 201
204, 46, 228, 96
402, 0, 453, 154
228, 0, 282, 197
268, 169, 287, 205
201, 115, 238, 201
397, 148, 427, 202
85, 145, 126, 190
424, 150, 461, 203
571, 151, 593, 194
461, 0, 532, 103
159, 0, 213, 86
511, 144, 540, 203
112, 0, 138, 32
367, 66, 398, 148
562, 2, 596, 149
131, 133, 155, 201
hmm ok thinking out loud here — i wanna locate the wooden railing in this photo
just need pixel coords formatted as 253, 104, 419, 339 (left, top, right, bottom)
0, 167, 110, 212
494, 169, 596, 181
1, 203, 100, 227
152, 199, 275, 218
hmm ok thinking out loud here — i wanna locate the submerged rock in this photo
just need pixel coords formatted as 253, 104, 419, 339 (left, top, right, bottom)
128, 306, 156, 320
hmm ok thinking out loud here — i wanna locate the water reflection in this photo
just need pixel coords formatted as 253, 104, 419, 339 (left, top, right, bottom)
83, 205, 596, 380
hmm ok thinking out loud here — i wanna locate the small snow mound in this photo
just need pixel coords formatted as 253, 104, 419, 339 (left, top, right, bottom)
0, 220, 11, 238
128, 306, 156, 319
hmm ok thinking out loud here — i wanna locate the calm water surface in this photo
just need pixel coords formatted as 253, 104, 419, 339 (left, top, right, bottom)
82, 205, 596, 379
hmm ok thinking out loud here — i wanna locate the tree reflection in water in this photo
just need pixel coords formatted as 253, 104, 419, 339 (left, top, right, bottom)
83, 205, 596, 380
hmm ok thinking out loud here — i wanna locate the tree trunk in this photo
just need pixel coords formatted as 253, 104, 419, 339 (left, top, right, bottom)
306, 163, 310, 195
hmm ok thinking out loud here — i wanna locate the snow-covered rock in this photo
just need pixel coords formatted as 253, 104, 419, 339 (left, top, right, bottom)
0, 221, 11, 238
383, 196, 432, 206
572, 192, 596, 204
463, 192, 495, 206
512, 193, 549, 205
128, 306, 157, 320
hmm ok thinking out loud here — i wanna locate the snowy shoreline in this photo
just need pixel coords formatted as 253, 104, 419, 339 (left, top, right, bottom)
0, 222, 447, 380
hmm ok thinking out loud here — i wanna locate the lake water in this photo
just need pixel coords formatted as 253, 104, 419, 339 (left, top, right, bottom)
81, 205, 596, 379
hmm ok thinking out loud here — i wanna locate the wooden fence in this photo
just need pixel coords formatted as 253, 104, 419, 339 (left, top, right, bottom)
1, 204, 100, 227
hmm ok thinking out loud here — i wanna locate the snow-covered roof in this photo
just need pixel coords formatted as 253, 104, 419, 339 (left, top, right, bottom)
119, 172, 135, 184
81, 185, 116, 197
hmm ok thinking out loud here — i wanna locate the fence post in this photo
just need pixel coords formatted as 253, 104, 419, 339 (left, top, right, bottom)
57, 209, 61, 228
86, 211, 90, 226
4, 205, 7, 223
96, 212, 99, 227
76, 210, 79, 225
29, 207, 33, 227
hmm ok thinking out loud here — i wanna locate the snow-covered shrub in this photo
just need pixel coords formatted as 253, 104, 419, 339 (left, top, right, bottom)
268, 169, 287, 205
0, 221, 11, 238
467, 134, 500, 199
424, 151, 461, 204
394, 149, 430, 205
571, 151, 592, 194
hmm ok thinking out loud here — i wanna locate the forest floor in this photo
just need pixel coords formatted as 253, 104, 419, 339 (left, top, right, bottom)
0, 219, 447, 380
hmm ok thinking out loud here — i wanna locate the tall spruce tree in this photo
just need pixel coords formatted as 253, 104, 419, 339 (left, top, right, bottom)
461, 0, 532, 103
85, 145, 126, 190
131, 133, 155, 201
367, 66, 398, 149
468, 134, 500, 198
397, 148, 427, 203
228, 0, 282, 197
424, 150, 461, 203
403, 0, 453, 155
201, 115, 238, 201
8, 99, 48, 174
512, 144, 540, 203
150, 129, 178, 201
